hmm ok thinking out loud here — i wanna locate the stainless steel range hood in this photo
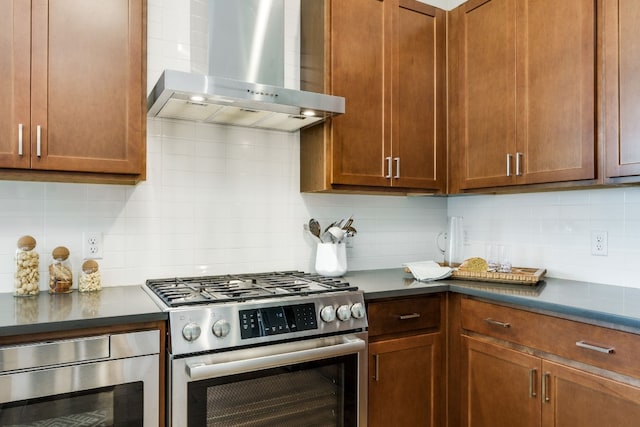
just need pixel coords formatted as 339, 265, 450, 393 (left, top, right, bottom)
147, 0, 344, 132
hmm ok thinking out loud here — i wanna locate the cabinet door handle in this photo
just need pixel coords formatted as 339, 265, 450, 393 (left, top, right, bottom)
373, 353, 380, 381
385, 157, 392, 178
516, 152, 523, 176
36, 125, 42, 157
18, 123, 23, 156
575, 340, 615, 354
529, 368, 537, 398
393, 157, 400, 179
542, 372, 551, 403
484, 318, 511, 328
399, 313, 421, 320
506, 153, 513, 176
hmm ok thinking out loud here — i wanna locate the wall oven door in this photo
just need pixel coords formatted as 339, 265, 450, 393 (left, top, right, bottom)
171, 332, 367, 427
0, 330, 159, 426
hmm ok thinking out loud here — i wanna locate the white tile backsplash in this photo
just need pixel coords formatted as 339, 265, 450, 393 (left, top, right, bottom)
0, 0, 637, 293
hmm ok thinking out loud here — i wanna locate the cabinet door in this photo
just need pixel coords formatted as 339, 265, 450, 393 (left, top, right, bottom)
458, 0, 517, 190
369, 333, 443, 427
31, 0, 144, 174
462, 336, 541, 427
0, 0, 31, 169
516, 0, 595, 184
605, 0, 640, 179
329, 0, 391, 187
392, 1, 446, 190
542, 360, 640, 427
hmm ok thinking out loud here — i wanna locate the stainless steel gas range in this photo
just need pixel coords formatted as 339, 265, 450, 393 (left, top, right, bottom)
144, 271, 368, 427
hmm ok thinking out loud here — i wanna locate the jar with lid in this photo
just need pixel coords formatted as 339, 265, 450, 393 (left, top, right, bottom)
14, 235, 40, 297
49, 246, 73, 294
79, 260, 101, 292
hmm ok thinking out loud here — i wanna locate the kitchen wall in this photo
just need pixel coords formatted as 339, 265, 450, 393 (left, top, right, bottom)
0, 0, 639, 293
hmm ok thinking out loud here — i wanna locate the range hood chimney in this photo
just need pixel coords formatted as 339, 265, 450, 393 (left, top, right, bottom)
147, 0, 344, 132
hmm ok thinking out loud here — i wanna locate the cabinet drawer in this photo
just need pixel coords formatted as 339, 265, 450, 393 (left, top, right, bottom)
461, 297, 640, 379
367, 295, 441, 338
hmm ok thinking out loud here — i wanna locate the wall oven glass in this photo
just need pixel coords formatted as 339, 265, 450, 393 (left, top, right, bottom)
0, 330, 159, 427
171, 332, 367, 426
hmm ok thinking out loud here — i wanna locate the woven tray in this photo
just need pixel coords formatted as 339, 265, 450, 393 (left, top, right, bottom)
450, 267, 546, 285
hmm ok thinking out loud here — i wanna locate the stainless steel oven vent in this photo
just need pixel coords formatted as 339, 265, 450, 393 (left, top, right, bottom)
147, 0, 344, 132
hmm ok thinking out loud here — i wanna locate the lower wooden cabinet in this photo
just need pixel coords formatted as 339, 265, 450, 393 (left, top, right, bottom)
463, 336, 640, 427
369, 333, 442, 426
457, 296, 640, 427
463, 337, 540, 427
366, 294, 445, 426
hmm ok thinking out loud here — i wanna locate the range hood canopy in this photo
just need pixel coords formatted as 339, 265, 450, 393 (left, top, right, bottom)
147, 0, 344, 132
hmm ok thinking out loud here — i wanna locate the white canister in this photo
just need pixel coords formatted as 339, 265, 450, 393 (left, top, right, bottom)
315, 242, 347, 277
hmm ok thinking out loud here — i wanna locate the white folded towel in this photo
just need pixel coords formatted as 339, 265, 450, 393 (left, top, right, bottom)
403, 260, 452, 282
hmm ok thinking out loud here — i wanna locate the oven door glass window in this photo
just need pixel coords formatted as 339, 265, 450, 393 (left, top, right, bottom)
188, 355, 358, 426
0, 382, 144, 426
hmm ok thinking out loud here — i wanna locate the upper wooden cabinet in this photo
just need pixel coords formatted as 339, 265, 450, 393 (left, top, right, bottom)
0, 0, 146, 184
449, 0, 597, 193
604, 0, 640, 182
300, 0, 446, 194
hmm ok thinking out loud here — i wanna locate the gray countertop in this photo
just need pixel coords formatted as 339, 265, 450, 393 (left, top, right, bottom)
343, 268, 640, 333
4, 270, 640, 337
0, 286, 166, 337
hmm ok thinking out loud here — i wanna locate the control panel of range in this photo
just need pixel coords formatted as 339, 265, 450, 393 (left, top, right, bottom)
167, 291, 368, 356
240, 303, 318, 339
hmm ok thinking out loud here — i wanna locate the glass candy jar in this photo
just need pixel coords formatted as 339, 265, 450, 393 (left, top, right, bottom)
79, 260, 101, 292
49, 246, 73, 294
14, 235, 40, 296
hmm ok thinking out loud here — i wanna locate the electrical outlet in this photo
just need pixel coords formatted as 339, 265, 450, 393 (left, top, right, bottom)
591, 231, 608, 256
83, 232, 103, 259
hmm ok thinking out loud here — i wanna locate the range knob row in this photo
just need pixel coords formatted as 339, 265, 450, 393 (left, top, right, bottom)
182, 319, 231, 342
320, 302, 365, 322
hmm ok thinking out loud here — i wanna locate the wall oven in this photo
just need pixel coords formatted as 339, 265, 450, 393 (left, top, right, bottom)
0, 330, 159, 426
144, 271, 368, 427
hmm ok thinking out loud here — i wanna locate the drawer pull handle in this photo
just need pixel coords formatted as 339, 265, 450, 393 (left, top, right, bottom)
373, 354, 380, 381
576, 340, 615, 354
484, 318, 511, 328
36, 125, 42, 157
18, 123, 23, 156
529, 368, 537, 398
399, 313, 421, 320
542, 372, 551, 403
385, 157, 392, 179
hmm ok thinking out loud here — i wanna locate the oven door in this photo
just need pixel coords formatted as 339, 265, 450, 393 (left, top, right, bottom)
170, 332, 367, 427
0, 331, 159, 426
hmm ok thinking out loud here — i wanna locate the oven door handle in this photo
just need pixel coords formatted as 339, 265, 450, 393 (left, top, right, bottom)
186, 335, 366, 380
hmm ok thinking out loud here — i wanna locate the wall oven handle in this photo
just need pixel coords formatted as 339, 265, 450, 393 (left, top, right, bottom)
186, 335, 366, 381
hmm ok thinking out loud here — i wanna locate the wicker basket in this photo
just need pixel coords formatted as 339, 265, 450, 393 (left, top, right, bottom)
450, 267, 546, 285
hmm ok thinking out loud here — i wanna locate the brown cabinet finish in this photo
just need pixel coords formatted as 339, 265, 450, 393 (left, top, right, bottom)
461, 297, 640, 379
367, 294, 445, 426
367, 293, 440, 337
0, 1, 31, 169
300, 0, 446, 194
543, 360, 640, 427
451, 0, 597, 192
369, 333, 442, 427
605, 0, 640, 180
462, 337, 540, 427
456, 297, 640, 427
0, 0, 146, 184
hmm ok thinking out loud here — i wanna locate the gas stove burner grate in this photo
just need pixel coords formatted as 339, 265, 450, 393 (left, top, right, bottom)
145, 271, 357, 307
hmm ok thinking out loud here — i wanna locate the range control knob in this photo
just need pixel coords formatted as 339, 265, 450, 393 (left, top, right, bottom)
337, 305, 352, 321
212, 319, 231, 338
351, 302, 366, 319
320, 305, 336, 322
182, 322, 201, 341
